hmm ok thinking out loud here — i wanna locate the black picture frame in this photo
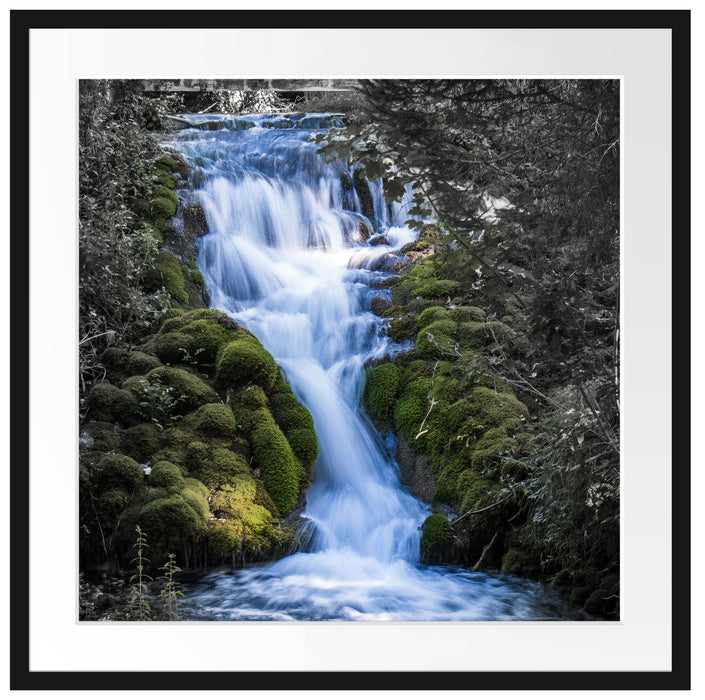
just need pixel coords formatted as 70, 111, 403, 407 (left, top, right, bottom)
9, 8, 690, 692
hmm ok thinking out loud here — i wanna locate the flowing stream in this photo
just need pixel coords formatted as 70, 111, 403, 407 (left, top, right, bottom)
165, 113, 585, 621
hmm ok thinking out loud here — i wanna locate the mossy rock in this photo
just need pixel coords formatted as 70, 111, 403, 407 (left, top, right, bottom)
149, 460, 185, 488
216, 336, 279, 393
100, 347, 129, 375
448, 306, 486, 323
470, 427, 517, 475
145, 366, 217, 413
467, 386, 528, 431
415, 279, 460, 300
182, 403, 237, 438
501, 548, 537, 575
191, 447, 250, 490
142, 251, 188, 305
155, 152, 190, 179
250, 410, 302, 516
210, 475, 258, 515
92, 429, 121, 453
142, 331, 195, 365
86, 383, 140, 425
393, 377, 433, 447
416, 306, 450, 329
456, 320, 517, 352
93, 454, 144, 492
363, 363, 401, 423
138, 493, 207, 544
178, 319, 233, 365
569, 585, 594, 607
388, 315, 417, 343
125, 351, 162, 376
95, 487, 130, 519
434, 452, 473, 504
121, 422, 162, 462
207, 521, 243, 556
420, 513, 454, 562
457, 470, 502, 525
415, 319, 458, 357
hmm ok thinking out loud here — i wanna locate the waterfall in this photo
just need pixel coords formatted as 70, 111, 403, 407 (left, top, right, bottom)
165, 114, 585, 621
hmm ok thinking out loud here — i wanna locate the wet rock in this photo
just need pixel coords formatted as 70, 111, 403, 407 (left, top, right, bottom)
396, 435, 437, 502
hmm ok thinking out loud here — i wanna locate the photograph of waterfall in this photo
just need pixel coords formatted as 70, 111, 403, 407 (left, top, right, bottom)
77, 78, 620, 623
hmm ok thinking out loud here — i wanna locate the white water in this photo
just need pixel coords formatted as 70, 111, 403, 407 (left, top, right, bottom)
166, 114, 585, 620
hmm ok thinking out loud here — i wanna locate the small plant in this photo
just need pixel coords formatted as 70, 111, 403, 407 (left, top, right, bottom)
178, 345, 211, 369
157, 553, 187, 621
128, 526, 153, 621
136, 378, 184, 429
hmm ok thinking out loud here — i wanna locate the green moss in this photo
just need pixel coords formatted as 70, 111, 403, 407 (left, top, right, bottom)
92, 429, 121, 453
501, 548, 537, 575
142, 251, 188, 305
207, 521, 242, 556
121, 422, 161, 462
142, 331, 196, 364
458, 471, 501, 519
94, 454, 144, 492
216, 336, 279, 392
393, 377, 433, 447
154, 171, 177, 189
100, 347, 129, 374
468, 386, 528, 431
86, 383, 140, 425
456, 320, 517, 352
211, 476, 257, 514
155, 152, 189, 179
145, 366, 216, 414
420, 513, 453, 552
250, 410, 302, 516
182, 403, 237, 438
149, 460, 184, 488
448, 306, 486, 323
417, 306, 450, 329
434, 452, 473, 503
415, 279, 460, 300
415, 319, 458, 357
363, 363, 401, 423
125, 351, 162, 376
470, 427, 517, 474
388, 315, 417, 343
179, 319, 233, 365
192, 447, 250, 490
139, 493, 207, 543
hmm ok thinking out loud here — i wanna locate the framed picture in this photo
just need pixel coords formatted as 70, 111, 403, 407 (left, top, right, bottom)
9, 7, 690, 692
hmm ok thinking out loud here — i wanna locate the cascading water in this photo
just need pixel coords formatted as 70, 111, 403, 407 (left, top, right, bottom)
165, 113, 586, 621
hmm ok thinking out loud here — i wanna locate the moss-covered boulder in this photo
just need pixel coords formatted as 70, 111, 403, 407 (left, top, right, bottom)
93, 454, 144, 492
501, 547, 538, 575
86, 382, 140, 425
142, 251, 188, 305
415, 279, 460, 300
448, 306, 486, 323
216, 336, 279, 393
250, 410, 302, 516
125, 351, 162, 376
363, 363, 401, 423
467, 386, 528, 431
121, 422, 162, 462
182, 403, 238, 438
415, 319, 458, 357
420, 513, 454, 562
394, 377, 432, 446
149, 460, 185, 488
144, 366, 217, 413
190, 446, 250, 490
